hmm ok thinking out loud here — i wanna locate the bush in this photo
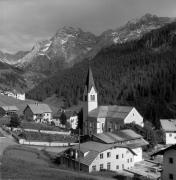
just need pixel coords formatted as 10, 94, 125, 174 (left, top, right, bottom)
9, 114, 21, 128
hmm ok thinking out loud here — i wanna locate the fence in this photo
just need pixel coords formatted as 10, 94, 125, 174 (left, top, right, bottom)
4, 126, 71, 135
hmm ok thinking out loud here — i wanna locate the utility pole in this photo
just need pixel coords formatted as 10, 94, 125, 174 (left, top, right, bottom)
78, 128, 80, 173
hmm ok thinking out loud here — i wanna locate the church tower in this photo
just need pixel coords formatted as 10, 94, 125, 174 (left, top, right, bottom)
83, 67, 98, 135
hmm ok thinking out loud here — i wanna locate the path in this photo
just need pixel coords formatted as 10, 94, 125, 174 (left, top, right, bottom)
0, 127, 17, 180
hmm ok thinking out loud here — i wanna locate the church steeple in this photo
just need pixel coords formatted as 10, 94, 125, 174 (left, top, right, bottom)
84, 67, 97, 94
83, 66, 98, 135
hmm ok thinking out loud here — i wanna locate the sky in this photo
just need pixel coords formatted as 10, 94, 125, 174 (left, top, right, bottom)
0, 0, 176, 53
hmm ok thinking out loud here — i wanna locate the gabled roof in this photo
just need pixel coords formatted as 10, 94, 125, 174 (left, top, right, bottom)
152, 144, 176, 157
84, 67, 97, 94
1, 106, 19, 111
93, 129, 142, 144
26, 103, 52, 114
160, 119, 176, 132
71, 141, 136, 166
89, 105, 133, 119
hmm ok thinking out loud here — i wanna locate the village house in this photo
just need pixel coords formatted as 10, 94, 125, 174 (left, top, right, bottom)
92, 129, 148, 163
62, 141, 136, 172
13, 89, 25, 101
0, 105, 19, 116
23, 103, 52, 123
2, 89, 25, 101
83, 67, 144, 135
152, 144, 176, 180
160, 119, 176, 144
52, 110, 78, 129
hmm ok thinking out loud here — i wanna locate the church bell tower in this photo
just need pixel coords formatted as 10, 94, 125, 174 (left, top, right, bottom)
83, 67, 98, 135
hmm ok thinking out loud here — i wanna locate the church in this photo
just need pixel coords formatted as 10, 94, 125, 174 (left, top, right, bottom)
83, 67, 144, 135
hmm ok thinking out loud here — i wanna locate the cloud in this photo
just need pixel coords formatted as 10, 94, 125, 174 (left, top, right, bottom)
0, 0, 176, 53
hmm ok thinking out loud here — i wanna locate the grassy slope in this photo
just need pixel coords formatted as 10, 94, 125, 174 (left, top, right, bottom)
0, 94, 57, 115
1, 145, 115, 180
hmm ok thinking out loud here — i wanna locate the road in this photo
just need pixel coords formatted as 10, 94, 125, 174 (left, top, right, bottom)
0, 127, 17, 180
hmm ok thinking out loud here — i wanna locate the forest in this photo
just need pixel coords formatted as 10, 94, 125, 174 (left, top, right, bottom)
27, 22, 176, 128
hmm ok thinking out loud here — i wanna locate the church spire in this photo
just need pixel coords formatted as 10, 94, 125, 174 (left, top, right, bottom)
85, 66, 97, 93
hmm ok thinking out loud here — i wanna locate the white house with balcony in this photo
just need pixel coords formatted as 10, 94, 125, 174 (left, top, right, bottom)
62, 141, 136, 172
23, 103, 52, 123
160, 119, 176, 144
92, 129, 148, 163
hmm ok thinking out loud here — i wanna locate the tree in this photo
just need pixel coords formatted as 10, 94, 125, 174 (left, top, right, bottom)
60, 112, 67, 125
77, 108, 83, 131
10, 114, 21, 128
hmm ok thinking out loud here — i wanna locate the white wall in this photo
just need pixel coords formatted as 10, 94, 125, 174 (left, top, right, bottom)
88, 87, 98, 112
165, 132, 176, 145
69, 116, 78, 129
89, 147, 134, 172
162, 149, 176, 180
16, 93, 25, 100
43, 112, 52, 121
132, 147, 143, 163
124, 108, 144, 127
97, 118, 105, 134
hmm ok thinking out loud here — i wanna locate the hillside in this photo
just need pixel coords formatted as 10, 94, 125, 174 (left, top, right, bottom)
0, 14, 173, 91
0, 61, 27, 91
27, 21, 176, 128
0, 94, 58, 115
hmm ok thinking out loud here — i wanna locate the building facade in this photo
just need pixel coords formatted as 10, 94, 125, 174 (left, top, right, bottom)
62, 141, 136, 173
92, 129, 148, 163
160, 119, 176, 144
23, 103, 52, 123
83, 67, 144, 135
152, 144, 176, 180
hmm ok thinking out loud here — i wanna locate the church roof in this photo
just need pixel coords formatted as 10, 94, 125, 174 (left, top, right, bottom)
88, 105, 133, 119
84, 67, 97, 93
93, 129, 142, 144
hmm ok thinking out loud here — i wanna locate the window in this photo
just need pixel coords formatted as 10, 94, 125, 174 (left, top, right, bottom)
130, 158, 132, 162
169, 174, 173, 180
116, 165, 119, 170
122, 154, 124, 158
122, 164, 124, 169
116, 155, 119, 159
100, 164, 103, 170
127, 159, 129, 163
100, 153, 103, 159
107, 152, 111, 158
92, 165, 96, 171
169, 133, 172, 137
107, 163, 111, 170
169, 157, 173, 164
90, 95, 95, 101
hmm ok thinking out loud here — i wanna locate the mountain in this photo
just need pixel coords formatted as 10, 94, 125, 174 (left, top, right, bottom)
27, 21, 176, 128
14, 27, 97, 74
97, 13, 175, 47
0, 51, 28, 65
0, 61, 27, 91
0, 13, 175, 90
5, 14, 174, 74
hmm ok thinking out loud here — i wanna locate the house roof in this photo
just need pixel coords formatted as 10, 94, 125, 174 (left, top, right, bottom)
160, 119, 176, 132
89, 105, 133, 119
1, 106, 19, 111
93, 129, 142, 144
151, 144, 176, 157
71, 141, 136, 166
84, 67, 97, 94
26, 103, 52, 114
